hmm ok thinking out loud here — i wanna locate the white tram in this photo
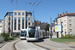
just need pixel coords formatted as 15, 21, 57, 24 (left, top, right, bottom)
26, 26, 49, 41
26, 26, 38, 41
19, 29, 27, 40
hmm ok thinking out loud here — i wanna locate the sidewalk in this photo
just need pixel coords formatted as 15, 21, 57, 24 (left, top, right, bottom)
0, 38, 19, 48
0, 42, 8, 48
0, 39, 20, 50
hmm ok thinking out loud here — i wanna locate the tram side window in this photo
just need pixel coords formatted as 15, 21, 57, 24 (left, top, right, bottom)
39, 31, 40, 36
40, 32, 41, 36
40, 31, 42, 36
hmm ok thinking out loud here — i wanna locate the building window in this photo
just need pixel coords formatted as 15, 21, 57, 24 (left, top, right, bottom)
64, 23, 66, 25
70, 27, 71, 29
28, 22, 30, 25
58, 19, 60, 22
69, 17, 71, 20
8, 22, 10, 25
14, 17, 16, 30
14, 12, 17, 15
61, 19, 62, 22
64, 27, 66, 30
55, 22, 57, 24
28, 18, 30, 21
8, 17, 10, 20
22, 17, 24, 29
22, 12, 24, 15
64, 18, 66, 21
8, 27, 10, 32
18, 17, 20, 30
70, 32, 72, 34
18, 12, 20, 15
69, 22, 71, 24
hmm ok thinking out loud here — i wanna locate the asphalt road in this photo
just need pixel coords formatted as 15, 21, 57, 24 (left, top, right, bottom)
1, 38, 75, 50
15, 40, 46, 50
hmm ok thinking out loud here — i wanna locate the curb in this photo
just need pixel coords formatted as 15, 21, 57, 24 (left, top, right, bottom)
0, 40, 14, 48
13, 40, 20, 50
0, 42, 7, 48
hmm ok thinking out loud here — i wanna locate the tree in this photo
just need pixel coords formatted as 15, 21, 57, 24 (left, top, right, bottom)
45, 24, 50, 31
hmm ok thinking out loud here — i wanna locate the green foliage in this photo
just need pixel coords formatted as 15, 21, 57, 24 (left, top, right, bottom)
45, 24, 50, 31
1, 32, 9, 38
12, 35, 19, 38
4, 37, 10, 41
9, 37, 14, 40
60, 34, 74, 39
1, 32, 10, 41
51, 38, 75, 43
0, 33, 15, 41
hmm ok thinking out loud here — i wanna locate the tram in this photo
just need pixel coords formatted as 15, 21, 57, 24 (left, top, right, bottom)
19, 29, 27, 40
26, 26, 38, 41
26, 26, 49, 41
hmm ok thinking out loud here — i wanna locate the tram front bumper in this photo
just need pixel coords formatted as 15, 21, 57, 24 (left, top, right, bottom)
20, 37, 26, 39
26, 38, 38, 41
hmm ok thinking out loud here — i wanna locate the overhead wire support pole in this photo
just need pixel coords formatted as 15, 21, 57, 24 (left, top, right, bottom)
50, 17, 52, 38
33, 11, 35, 21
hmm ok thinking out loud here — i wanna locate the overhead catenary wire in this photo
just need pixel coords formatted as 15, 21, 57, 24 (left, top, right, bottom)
33, 0, 43, 11
30, 0, 38, 12
11, 0, 15, 10
10, 0, 43, 21
32, 0, 43, 21
15, 0, 18, 10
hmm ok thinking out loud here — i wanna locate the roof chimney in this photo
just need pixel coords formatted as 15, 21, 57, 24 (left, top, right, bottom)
57, 14, 59, 17
65, 11, 67, 15
60, 14, 62, 17
62, 12, 64, 15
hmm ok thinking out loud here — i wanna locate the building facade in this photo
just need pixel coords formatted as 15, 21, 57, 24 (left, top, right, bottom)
0, 19, 3, 34
57, 11, 75, 37
34, 20, 48, 30
49, 11, 75, 38
4, 10, 32, 35
49, 19, 57, 38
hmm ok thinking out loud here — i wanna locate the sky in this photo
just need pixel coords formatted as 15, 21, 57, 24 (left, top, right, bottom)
0, 0, 75, 24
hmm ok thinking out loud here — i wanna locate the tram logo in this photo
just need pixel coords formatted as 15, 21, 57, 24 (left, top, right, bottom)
31, 33, 33, 34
